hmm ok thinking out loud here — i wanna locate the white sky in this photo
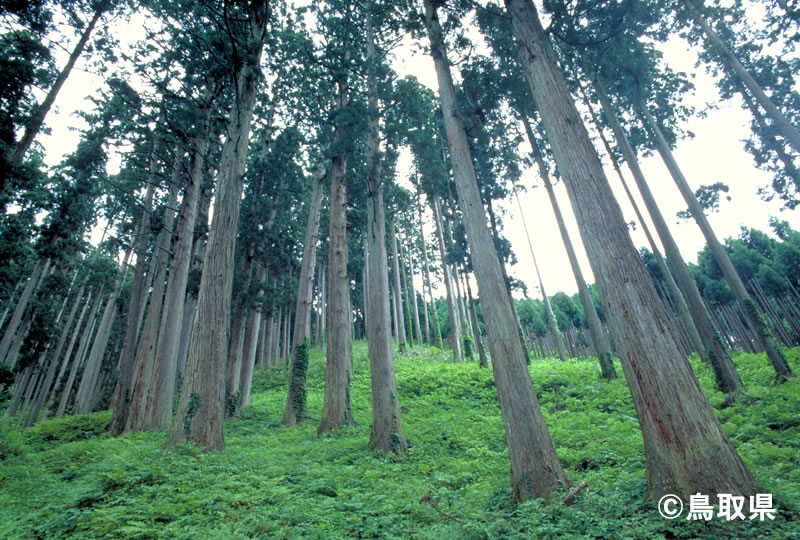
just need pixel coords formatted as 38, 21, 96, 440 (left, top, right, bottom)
32, 4, 800, 299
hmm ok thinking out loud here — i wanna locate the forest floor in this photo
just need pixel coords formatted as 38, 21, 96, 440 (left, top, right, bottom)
1, 343, 798, 539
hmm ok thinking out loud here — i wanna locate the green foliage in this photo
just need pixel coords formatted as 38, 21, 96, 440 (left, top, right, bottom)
0, 346, 797, 538
461, 334, 474, 361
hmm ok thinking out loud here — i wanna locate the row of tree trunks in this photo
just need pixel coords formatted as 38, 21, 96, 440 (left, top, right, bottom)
432, 195, 462, 362
592, 80, 743, 393
641, 105, 793, 380
505, 0, 755, 500
518, 114, 616, 379
0, 258, 52, 367
425, 0, 568, 501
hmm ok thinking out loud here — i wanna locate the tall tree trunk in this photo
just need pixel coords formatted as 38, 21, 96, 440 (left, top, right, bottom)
9, 7, 105, 168
594, 81, 742, 393
110, 167, 158, 435
686, 0, 800, 154
146, 103, 213, 430
432, 195, 462, 362
318, 70, 355, 435
516, 190, 567, 361
418, 198, 441, 348
240, 263, 265, 410
125, 165, 181, 433
425, 0, 568, 501
390, 220, 408, 352
642, 105, 792, 380
364, 10, 407, 453
519, 114, 616, 378
283, 163, 326, 425
406, 238, 423, 347
505, 0, 756, 500
167, 4, 269, 450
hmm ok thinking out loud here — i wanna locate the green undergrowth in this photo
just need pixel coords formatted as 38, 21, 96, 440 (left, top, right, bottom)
0, 342, 798, 539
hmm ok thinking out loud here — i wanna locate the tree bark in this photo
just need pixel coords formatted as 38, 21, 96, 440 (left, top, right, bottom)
167, 3, 269, 450
125, 163, 181, 433
0, 258, 51, 367
364, 11, 407, 452
426, 0, 568, 501
283, 163, 325, 425
318, 68, 355, 435
390, 220, 408, 351
146, 103, 212, 430
110, 164, 158, 435
506, 0, 756, 500
642, 105, 792, 380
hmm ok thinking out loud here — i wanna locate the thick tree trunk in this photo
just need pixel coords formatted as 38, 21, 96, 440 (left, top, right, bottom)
642, 106, 792, 380
432, 195, 462, 362
167, 5, 268, 450
426, 0, 568, 501
506, 0, 756, 500
686, 0, 800, 154
594, 81, 742, 393
519, 114, 616, 378
283, 163, 325, 425
146, 106, 212, 430
318, 73, 355, 435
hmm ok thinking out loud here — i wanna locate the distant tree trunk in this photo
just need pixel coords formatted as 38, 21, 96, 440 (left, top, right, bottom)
74, 246, 133, 415
57, 286, 103, 417
465, 272, 488, 368
225, 254, 253, 413
9, 6, 106, 168
0, 258, 51, 367
406, 239, 423, 347
318, 71, 355, 435
432, 195, 462, 362
519, 114, 616, 378
110, 163, 158, 435
505, 0, 756, 500
642, 105, 793, 380
283, 163, 325, 425
425, 0, 568, 501
418, 198, 441, 348
686, 0, 800, 154
25, 281, 87, 426
167, 2, 269, 450
390, 220, 408, 352
44, 287, 93, 420
400, 238, 418, 345
516, 192, 567, 361
239, 264, 265, 410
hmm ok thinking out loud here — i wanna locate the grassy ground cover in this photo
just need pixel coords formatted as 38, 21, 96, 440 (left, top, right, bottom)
1, 342, 798, 539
